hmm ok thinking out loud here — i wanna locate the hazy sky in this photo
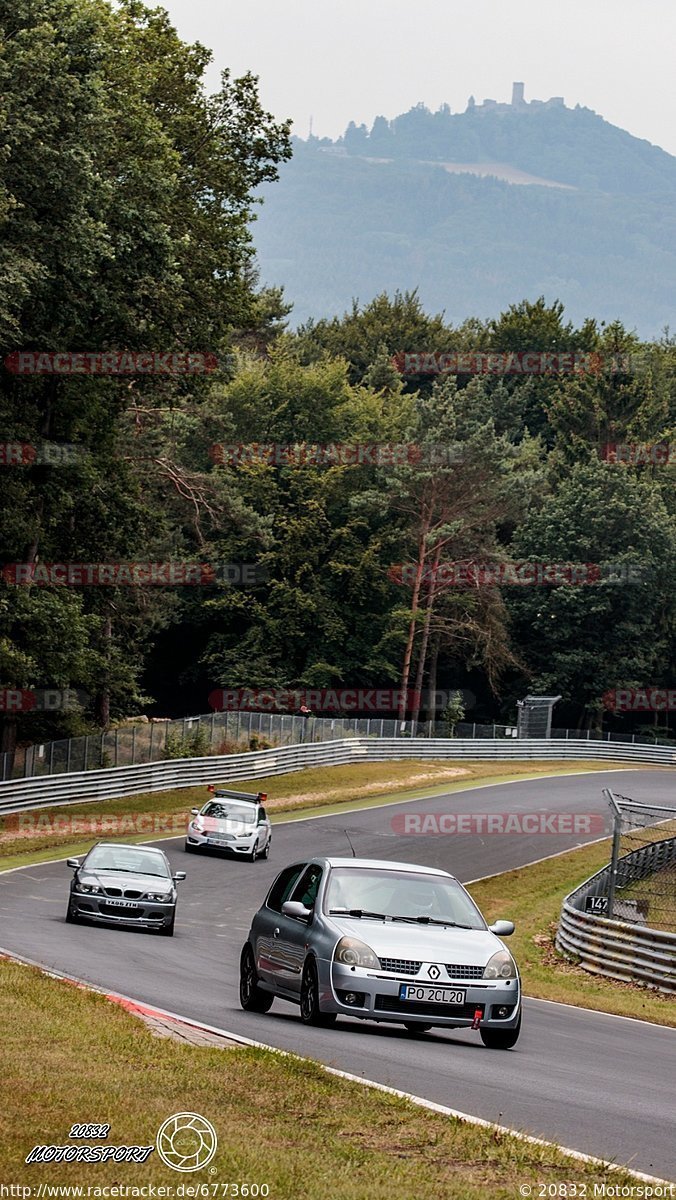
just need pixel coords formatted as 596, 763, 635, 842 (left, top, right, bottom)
160, 0, 676, 155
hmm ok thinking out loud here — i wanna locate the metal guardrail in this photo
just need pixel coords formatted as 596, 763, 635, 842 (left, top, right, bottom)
556, 837, 676, 992
0, 735, 673, 816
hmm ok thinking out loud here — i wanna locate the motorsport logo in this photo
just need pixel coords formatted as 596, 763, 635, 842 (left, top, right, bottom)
24, 1113, 217, 1172
155, 1113, 218, 1172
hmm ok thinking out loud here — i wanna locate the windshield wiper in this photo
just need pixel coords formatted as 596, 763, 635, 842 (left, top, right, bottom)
390, 915, 473, 929
328, 908, 390, 920
92, 867, 168, 878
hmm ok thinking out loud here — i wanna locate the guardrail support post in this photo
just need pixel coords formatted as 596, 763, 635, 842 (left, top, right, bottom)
604, 788, 623, 919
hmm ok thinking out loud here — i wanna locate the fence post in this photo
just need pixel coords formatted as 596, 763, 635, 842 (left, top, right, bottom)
131, 724, 137, 765
605, 789, 623, 919
49, 740, 54, 775
115, 729, 119, 767
149, 722, 154, 762
66, 738, 71, 774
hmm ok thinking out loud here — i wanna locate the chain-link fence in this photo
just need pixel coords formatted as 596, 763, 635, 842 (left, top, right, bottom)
606, 790, 676, 932
2, 714, 674, 783
0, 711, 419, 781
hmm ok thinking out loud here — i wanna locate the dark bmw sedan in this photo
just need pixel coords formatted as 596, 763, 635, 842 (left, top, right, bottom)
65, 842, 185, 935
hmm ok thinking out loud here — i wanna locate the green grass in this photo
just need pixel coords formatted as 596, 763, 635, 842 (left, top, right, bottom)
0, 757, 634, 871
468, 842, 676, 1027
0, 957, 652, 1194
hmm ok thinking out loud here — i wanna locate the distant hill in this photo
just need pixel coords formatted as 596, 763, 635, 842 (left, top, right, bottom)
252, 96, 676, 335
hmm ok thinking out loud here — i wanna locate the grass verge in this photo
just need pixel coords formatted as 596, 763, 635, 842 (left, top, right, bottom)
468, 842, 676, 1027
0, 757, 633, 871
0, 957, 650, 1194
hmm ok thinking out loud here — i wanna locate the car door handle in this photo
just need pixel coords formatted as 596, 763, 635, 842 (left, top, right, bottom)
273, 927, 280, 938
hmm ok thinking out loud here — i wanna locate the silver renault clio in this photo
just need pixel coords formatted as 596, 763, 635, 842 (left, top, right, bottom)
240, 857, 521, 1048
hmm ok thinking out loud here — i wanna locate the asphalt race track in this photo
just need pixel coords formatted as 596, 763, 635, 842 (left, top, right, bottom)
1, 769, 675, 1178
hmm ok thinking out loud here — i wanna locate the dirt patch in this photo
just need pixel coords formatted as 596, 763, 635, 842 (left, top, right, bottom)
264, 767, 471, 811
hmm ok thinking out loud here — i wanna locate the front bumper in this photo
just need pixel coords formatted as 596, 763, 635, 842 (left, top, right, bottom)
71, 891, 175, 929
186, 830, 258, 855
323, 960, 521, 1028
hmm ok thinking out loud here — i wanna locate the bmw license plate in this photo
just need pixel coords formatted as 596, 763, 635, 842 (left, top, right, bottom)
398, 984, 466, 1005
106, 899, 139, 909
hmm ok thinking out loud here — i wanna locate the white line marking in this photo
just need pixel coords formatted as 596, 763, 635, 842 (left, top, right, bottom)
0, 765, 639, 875
1, 768, 672, 1038
0, 944, 671, 1186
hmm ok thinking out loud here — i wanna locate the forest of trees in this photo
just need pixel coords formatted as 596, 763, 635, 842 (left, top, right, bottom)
2, 0, 676, 755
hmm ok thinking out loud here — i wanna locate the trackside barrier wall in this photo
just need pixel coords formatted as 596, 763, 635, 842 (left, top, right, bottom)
0, 735, 673, 815
556, 837, 676, 992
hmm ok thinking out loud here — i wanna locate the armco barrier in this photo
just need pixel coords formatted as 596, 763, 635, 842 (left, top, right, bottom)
556, 837, 676, 992
0, 735, 673, 815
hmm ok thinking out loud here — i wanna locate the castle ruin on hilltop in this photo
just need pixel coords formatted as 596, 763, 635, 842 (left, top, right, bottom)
467, 82, 565, 113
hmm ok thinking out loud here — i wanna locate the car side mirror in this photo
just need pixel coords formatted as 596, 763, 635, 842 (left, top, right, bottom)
66, 858, 81, 869
190, 808, 200, 815
489, 919, 515, 936
258, 815, 267, 824
282, 900, 312, 921
173, 871, 186, 882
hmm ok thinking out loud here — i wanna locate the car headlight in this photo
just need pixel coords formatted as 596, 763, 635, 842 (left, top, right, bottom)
78, 883, 101, 894
483, 949, 517, 980
334, 937, 381, 969
191, 820, 204, 831
146, 891, 170, 902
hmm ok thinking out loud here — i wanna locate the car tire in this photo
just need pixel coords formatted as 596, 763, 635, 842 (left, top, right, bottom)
259, 838, 271, 860
299, 959, 336, 1027
65, 899, 80, 924
239, 944, 274, 1013
403, 1023, 431, 1035
480, 1014, 521, 1049
159, 913, 176, 936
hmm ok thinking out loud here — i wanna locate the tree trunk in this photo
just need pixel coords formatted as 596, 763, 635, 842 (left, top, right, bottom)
397, 513, 430, 720
94, 612, 112, 727
410, 543, 442, 725
425, 637, 440, 725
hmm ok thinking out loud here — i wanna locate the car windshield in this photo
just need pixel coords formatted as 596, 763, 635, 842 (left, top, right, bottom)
84, 847, 171, 878
203, 801, 256, 824
324, 867, 486, 929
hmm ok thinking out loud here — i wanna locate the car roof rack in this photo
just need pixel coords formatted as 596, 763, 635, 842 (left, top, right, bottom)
207, 786, 267, 803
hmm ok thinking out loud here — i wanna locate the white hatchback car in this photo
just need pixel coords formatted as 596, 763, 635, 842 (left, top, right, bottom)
185, 788, 272, 861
